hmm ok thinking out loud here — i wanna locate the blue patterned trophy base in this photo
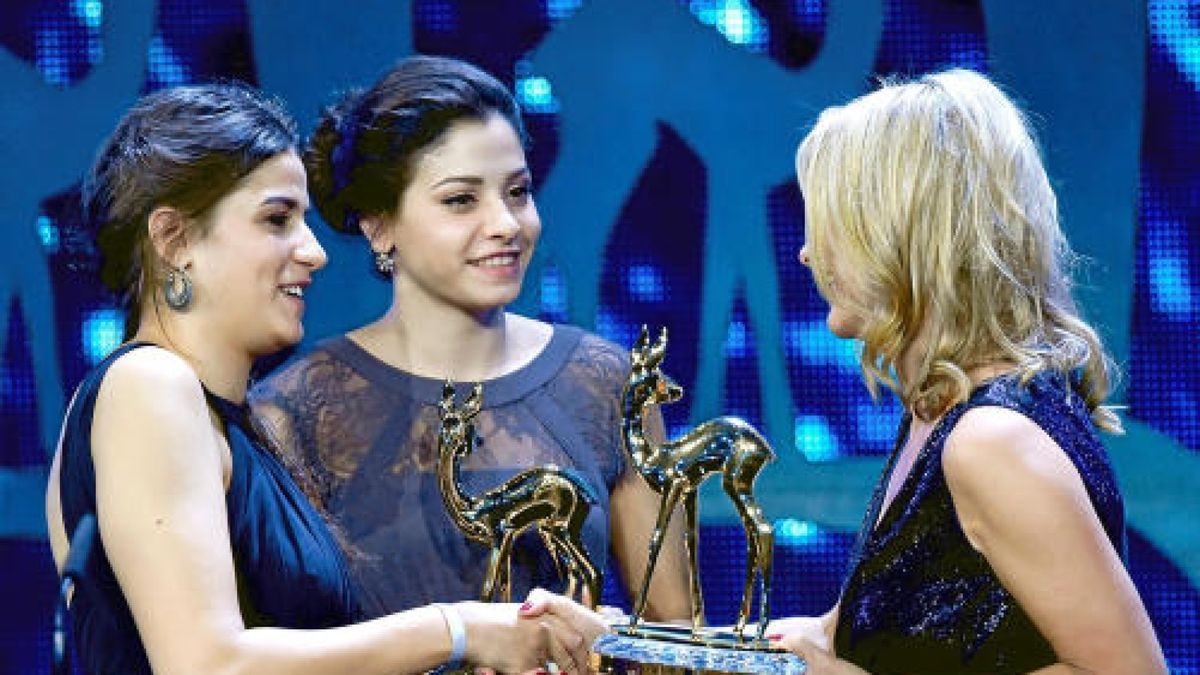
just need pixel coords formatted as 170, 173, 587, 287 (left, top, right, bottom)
593, 622, 806, 674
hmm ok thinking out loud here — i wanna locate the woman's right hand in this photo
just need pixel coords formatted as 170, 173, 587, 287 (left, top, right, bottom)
457, 594, 602, 674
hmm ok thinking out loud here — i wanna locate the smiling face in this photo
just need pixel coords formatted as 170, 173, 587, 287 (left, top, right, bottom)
368, 113, 540, 319
184, 151, 327, 356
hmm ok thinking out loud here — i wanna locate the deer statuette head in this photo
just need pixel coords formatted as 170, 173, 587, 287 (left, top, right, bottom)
628, 325, 683, 409
438, 381, 484, 459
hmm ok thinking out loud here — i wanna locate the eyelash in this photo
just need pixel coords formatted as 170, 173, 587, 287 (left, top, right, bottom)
266, 212, 291, 227
442, 194, 476, 208
441, 184, 533, 210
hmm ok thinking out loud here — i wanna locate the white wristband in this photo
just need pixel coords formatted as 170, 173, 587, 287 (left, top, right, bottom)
434, 603, 467, 669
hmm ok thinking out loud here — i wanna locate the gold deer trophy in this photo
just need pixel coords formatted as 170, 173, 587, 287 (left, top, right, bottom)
436, 381, 602, 608
621, 326, 776, 643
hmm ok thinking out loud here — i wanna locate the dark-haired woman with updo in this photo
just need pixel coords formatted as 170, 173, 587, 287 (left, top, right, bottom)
45, 82, 604, 674
250, 55, 691, 622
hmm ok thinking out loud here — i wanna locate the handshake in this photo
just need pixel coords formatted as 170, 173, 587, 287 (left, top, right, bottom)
443, 588, 629, 675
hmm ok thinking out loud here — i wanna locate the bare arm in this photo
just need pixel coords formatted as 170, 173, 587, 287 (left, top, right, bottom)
85, 347, 584, 675
944, 406, 1166, 675
608, 405, 692, 622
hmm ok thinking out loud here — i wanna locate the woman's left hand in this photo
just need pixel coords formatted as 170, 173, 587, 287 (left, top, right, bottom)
777, 636, 870, 675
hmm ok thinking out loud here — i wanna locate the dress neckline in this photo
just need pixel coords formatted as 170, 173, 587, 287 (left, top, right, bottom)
322, 324, 583, 407
201, 385, 253, 427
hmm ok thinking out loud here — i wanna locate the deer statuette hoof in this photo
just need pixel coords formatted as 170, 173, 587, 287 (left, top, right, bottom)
621, 326, 776, 642
436, 381, 602, 608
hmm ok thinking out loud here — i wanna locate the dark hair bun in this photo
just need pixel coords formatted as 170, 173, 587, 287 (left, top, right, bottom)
304, 55, 526, 237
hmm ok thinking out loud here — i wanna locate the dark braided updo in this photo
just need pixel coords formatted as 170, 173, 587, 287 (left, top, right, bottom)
305, 55, 526, 235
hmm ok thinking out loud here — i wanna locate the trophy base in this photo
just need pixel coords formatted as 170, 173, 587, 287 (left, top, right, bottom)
593, 621, 805, 674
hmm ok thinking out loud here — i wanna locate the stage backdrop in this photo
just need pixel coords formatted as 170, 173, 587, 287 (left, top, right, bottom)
2, 1, 1197, 672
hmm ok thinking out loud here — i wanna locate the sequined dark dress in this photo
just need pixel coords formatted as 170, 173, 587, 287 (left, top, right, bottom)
250, 325, 630, 616
835, 370, 1126, 673
56, 343, 360, 675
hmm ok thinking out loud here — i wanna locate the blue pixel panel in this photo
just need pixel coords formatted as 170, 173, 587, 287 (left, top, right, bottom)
0, 1, 1196, 672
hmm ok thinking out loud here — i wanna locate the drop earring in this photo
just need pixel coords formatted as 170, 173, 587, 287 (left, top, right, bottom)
163, 267, 193, 310
373, 248, 396, 277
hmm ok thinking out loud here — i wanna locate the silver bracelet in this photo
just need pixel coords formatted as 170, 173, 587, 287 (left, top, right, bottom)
434, 603, 467, 669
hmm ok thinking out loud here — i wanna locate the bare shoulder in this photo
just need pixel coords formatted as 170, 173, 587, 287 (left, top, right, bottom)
92, 346, 220, 467
942, 405, 1075, 486
942, 405, 1091, 546
98, 345, 207, 413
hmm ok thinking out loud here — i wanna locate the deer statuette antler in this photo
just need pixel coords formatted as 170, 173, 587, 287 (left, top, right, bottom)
436, 382, 601, 607
622, 326, 776, 641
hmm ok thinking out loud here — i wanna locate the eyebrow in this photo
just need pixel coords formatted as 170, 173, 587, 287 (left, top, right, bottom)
261, 195, 308, 210
431, 168, 531, 189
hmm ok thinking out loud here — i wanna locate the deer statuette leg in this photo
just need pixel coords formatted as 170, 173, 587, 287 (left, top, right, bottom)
724, 461, 774, 640
630, 478, 688, 630
682, 489, 705, 633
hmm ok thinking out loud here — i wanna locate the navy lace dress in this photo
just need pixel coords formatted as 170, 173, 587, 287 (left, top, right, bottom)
57, 342, 360, 675
250, 325, 629, 616
834, 370, 1126, 674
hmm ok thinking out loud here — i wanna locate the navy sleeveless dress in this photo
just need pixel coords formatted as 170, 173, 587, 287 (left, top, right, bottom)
834, 370, 1126, 673
57, 343, 360, 674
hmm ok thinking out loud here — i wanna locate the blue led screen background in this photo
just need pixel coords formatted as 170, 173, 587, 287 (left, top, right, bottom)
1, 1, 1197, 671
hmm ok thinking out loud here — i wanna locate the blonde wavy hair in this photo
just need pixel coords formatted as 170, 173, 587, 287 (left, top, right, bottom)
795, 69, 1122, 432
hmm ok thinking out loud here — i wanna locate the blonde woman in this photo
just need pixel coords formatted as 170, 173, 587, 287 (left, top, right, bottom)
770, 70, 1166, 674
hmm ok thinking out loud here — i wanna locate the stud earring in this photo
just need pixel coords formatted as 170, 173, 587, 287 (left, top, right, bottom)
373, 249, 396, 276
163, 267, 193, 310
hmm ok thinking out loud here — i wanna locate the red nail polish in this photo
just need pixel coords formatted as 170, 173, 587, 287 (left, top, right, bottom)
519, 601, 533, 612
767, 633, 784, 641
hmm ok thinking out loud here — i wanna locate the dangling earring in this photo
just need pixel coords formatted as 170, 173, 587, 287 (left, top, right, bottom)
163, 267, 193, 310
373, 248, 396, 277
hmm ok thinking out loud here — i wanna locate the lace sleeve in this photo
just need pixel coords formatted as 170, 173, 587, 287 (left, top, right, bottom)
249, 352, 338, 508
567, 331, 634, 487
